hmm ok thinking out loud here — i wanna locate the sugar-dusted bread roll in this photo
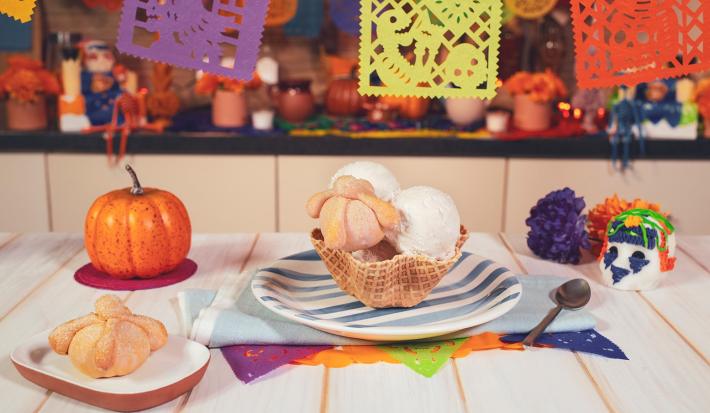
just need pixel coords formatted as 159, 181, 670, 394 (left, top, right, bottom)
49, 295, 167, 378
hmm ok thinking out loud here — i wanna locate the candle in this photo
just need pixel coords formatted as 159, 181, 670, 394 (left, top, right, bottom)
125, 71, 139, 95
676, 78, 695, 104
61, 57, 81, 97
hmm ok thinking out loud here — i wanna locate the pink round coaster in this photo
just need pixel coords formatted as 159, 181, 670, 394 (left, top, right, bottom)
74, 259, 198, 291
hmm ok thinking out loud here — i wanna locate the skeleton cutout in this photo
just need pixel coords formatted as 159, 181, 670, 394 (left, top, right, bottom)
599, 209, 676, 291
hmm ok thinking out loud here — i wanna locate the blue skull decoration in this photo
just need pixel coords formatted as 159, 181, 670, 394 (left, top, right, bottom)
599, 209, 676, 290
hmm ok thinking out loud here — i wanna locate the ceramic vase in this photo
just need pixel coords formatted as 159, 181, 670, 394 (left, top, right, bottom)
7, 97, 48, 131
212, 89, 247, 128
513, 94, 552, 132
445, 98, 486, 127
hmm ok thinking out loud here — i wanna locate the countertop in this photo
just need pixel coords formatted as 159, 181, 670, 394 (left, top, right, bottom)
2, 131, 710, 159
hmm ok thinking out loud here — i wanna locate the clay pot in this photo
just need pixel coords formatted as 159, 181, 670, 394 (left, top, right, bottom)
513, 94, 552, 132
273, 79, 314, 123
7, 97, 48, 131
445, 98, 486, 127
212, 90, 247, 128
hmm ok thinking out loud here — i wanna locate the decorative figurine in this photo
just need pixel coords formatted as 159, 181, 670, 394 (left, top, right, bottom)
609, 86, 644, 170
81, 40, 125, 126
599, 208, 676, 291
59, 48, 91, 132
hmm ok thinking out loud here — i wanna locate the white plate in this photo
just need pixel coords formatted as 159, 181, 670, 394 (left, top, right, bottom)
252, 250, 522, 341
11, 331, 210, 412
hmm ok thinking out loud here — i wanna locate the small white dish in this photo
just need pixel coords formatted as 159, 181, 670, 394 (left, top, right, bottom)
11, 332, 210, 412
252, 250, 522, 341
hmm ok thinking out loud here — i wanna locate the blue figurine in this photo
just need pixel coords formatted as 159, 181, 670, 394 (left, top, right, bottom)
80, 40, 124, 126
609, 86, 645, 170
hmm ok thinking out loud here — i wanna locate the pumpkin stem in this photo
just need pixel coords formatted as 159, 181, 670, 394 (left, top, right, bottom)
125, 165, 144, 195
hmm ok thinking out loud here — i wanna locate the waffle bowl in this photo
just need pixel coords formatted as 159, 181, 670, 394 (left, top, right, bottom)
310, 226, 469, 308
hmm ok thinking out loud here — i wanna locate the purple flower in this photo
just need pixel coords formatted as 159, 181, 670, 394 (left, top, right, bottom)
526, 188, 590, 264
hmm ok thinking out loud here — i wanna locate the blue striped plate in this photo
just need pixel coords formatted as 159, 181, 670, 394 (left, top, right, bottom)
252, 250, 522, 341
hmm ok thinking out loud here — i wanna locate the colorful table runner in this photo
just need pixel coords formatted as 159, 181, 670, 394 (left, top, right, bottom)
178, 265, 626, 383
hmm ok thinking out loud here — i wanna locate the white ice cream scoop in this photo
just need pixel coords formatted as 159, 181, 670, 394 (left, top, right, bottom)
388, 186, 461, 260
330, 161, 400, 201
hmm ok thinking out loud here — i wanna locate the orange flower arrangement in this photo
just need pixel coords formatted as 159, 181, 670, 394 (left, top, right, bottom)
195, 72, 262, 95
504, 69, 568, 103
0, 55, 61, 103
587, 194, 668, 252
693, 78, 710, 120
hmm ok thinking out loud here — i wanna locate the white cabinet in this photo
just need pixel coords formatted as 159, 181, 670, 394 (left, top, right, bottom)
505, 159, 710, 235
47, 154, 276, 233
0, 153, 50, 232
277, 156, 507, 233
0, 153, 707, 235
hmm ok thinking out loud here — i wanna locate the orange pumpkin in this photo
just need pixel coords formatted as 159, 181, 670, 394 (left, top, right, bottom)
325, 77, 364, 117
85, 165, 191, 279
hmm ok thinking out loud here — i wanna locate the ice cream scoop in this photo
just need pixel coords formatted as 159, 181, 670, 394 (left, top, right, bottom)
330, 161, 400, 201
388, 186, 461, 260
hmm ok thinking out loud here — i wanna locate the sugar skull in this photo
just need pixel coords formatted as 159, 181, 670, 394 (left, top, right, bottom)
599, 209, 676, 290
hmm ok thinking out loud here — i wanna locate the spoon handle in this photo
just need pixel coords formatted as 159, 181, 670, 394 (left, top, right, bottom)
523, 304, 563, 347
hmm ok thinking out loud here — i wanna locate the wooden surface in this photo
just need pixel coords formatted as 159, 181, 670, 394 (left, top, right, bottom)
0, 233, 708, 413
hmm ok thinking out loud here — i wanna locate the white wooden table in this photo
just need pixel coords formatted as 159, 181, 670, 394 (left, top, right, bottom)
1, 232, 708, 413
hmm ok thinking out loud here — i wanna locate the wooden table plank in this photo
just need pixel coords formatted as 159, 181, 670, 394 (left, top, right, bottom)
183, 233, 326, 413
328, 364, 466, 413
677, 236, 710, 273
503, 234, 710, 413
0, 250, 130, 413
453, 234, 610, 413
0, 233, 83, 319
4, 233, 710, 413
37, 234, 257, 413
639, 248, 710, 359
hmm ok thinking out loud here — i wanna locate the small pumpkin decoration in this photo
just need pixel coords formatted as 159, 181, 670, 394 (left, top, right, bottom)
85, 165, 191, 279
378, 95, 431, 120
325, 75, 364, 117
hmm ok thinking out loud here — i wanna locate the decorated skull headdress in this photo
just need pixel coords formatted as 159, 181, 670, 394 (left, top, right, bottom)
599, 208, 676, 290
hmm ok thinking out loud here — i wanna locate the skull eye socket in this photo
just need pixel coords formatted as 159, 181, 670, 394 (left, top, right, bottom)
632, 251, 646, 260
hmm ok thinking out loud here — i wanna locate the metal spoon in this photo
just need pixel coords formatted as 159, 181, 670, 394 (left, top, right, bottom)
522, 278, 591, 347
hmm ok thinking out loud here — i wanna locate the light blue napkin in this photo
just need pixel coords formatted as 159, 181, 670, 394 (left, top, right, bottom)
178, 273, 595, 347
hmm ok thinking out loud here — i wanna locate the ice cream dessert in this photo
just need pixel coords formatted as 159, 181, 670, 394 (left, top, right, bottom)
307, 175, 400, 252
387, 186, 462, 260
307, 163, 467, 308
330, 161, 400, 201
